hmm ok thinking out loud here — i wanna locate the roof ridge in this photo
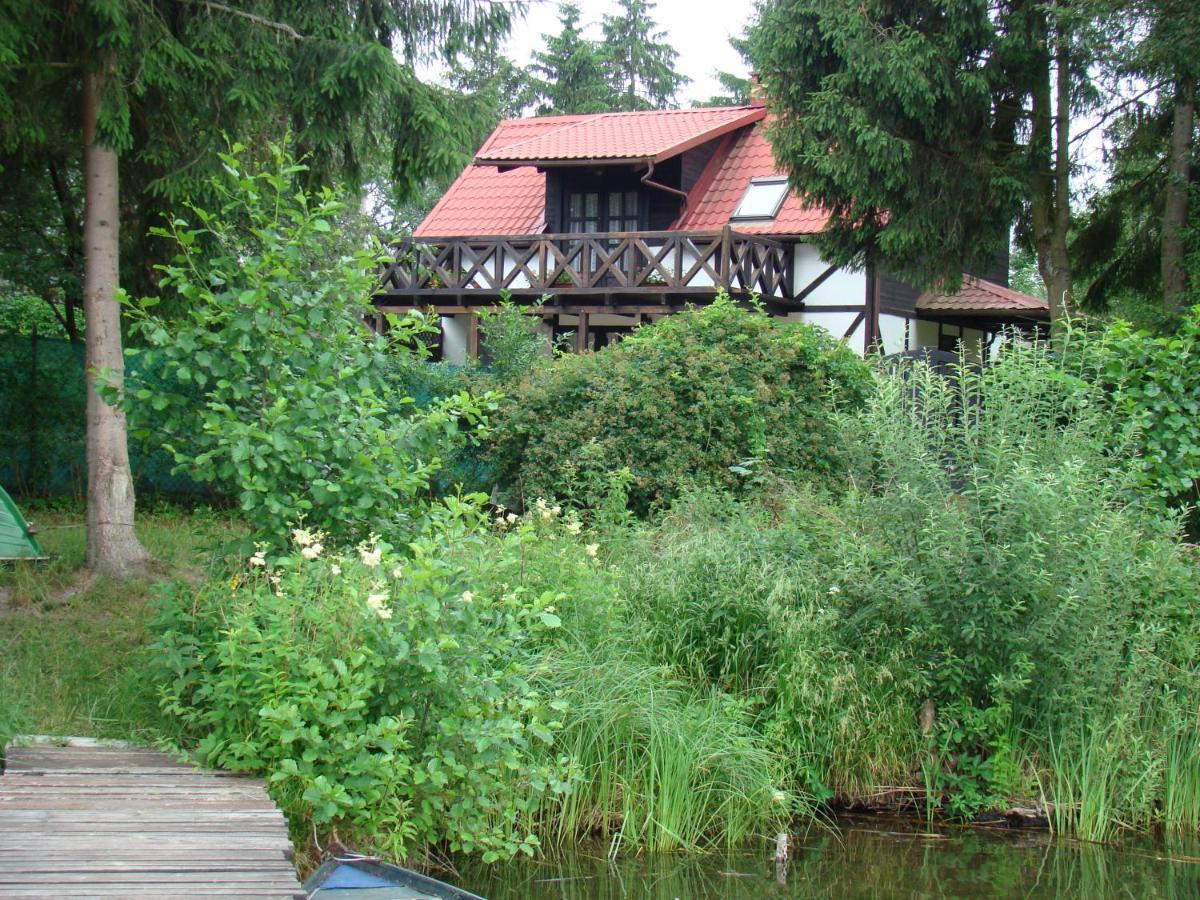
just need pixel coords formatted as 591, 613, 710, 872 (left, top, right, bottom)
488, 111, 619, 154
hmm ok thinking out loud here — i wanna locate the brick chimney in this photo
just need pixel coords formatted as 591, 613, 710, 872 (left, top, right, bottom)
749, 72, 766, 107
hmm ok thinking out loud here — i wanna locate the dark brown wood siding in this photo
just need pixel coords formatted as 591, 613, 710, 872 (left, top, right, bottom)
545, 169, 564, 232
681, 138, 721, 194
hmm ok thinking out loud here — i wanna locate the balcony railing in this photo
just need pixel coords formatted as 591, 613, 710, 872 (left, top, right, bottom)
378, 229, 792, 300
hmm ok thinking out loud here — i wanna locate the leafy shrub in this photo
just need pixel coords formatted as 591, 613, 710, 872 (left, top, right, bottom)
451, 503, 793, 852
1067, 309, 1200, 510
476, 299, 554, 382
150, 506, 567, 861
122, 144, 497, 549
615, 343, 1200, 830
488, 294, 870, 515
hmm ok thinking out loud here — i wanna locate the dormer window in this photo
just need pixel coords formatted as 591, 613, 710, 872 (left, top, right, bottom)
732, 177, 789, 221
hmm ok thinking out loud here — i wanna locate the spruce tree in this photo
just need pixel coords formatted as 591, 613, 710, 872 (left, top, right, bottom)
600, 0, 688, 111
750, 0, 1091, 325
530, 3, 615, 115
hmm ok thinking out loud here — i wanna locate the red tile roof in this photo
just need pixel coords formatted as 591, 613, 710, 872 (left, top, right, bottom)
413, 165, 544, 237
916, 276, 1050, 318
475, 106, 765, 164
677, 123, 829, 235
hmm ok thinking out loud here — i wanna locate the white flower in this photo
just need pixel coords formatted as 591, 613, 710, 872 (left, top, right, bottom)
550, 505, 561, 516
291, 528, 313, 548
391, 566, 404, 579
505, 512, 518, 524
461, 590, 474, 604
565, 521, 582, 535
366, 591, 392, 620
360, 546, 382, 568
330, 564, 342, 576
828, 585, 841, 595
249, 551, 267, 568
301, 542, 323, 560
585, 544, 599, 558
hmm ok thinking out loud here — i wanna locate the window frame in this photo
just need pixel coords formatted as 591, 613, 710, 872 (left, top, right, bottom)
730, 177, 790, 222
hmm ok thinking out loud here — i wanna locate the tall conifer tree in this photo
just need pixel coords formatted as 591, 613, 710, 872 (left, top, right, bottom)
751, 0, 1090, 326
600, 0, 687, 111
530, 3, 614, 115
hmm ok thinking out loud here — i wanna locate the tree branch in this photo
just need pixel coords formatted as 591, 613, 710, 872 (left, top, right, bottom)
177, 0, 306, 41
1070, 79, 1168, 146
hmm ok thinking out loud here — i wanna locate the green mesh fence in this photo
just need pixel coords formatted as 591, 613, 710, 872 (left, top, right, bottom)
0, 333, 209, 499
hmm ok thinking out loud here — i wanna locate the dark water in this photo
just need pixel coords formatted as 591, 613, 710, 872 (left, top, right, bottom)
454, 816, 1200, 899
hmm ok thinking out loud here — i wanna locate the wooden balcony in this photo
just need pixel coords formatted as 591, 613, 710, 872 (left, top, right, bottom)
375, 229, 792, 307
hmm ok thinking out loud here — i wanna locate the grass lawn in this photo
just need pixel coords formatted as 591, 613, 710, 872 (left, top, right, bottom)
0, 506, 243, 748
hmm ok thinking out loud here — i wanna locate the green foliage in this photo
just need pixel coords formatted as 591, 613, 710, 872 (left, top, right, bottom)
1068, 309, 1200, 506
122, 146, 498, 548
608, 344, 1200, 831
600, 0, 688, 111
456, 505, 793, 853
0, 0, 514, 303
150, 511, 566, 861
477, 300, 553, 383
489, 295, 870, 515
748, 0, 1055, 288
530, 3, 616, 115
0, 293, 68, 338
620, 490, 922, 803
0, 508, 242, 746
829, 346, 1200, 823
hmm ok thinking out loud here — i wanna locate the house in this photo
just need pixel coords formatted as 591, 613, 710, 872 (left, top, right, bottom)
372, 95, 1048, 362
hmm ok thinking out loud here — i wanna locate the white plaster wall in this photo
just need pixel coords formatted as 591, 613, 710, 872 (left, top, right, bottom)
878, 313, 909, 355
791, 309, 863, 347
502, 248, 532, 289
913, 319, 940, 349
792, 243, 867, 306
441, 315, 469, 365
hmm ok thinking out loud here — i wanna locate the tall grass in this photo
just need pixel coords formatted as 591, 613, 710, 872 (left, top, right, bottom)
1044, 726, 1125, 843
1163, 722, 1200, 833
530, 648, 790, 854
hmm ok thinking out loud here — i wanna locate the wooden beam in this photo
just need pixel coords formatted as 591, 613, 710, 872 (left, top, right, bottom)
467, 313, 480, 359
842, 310, 866, 340
791, 262, 840, 305
375, 304, 675, 316
575, 311, 590, 353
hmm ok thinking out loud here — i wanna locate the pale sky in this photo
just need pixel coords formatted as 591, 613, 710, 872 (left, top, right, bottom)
501, 0, 757, 105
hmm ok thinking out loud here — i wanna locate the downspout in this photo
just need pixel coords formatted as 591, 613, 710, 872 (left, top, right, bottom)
640, 159, 689, 219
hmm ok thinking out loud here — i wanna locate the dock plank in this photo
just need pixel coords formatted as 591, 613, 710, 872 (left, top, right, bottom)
0, 739, 303, 898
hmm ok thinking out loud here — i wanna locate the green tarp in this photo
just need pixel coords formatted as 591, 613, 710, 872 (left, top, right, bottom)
0, 484, 46, 559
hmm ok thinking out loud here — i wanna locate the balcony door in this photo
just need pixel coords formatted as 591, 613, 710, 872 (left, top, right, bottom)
565, 190, 642, 283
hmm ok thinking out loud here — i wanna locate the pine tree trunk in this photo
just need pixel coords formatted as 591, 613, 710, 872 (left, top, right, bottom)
1163, 79, 1195, 315
83, 62, 148, 577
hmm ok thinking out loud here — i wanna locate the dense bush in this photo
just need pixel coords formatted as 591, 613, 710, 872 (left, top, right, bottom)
1068, 308, 1200, 510
457, 503, 792, 852
122, 145, 497, 549
150, 505, 567, 862
488, 295, 870, 514
617, 344, 1200, 832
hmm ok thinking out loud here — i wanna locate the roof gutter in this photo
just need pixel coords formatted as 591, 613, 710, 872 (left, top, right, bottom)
640, 159, 690, 220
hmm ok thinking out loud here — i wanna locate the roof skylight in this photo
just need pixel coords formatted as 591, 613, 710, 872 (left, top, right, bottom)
732, 177, 789, 220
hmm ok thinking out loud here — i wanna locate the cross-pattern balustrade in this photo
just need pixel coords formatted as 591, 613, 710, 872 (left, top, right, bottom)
378, 229, 792, 300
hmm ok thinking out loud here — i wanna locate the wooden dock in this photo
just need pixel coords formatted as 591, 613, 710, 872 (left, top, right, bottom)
0, 738, 303, 898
